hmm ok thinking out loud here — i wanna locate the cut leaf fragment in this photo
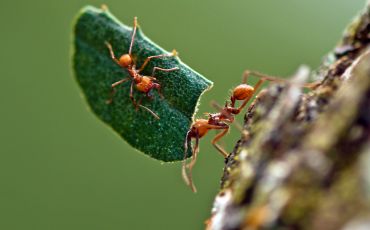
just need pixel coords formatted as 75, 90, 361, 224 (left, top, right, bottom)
73, 6, 212, 162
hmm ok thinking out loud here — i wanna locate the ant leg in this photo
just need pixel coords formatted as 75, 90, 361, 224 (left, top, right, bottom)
152, 83, 164, 99
130, 82, 160, 119
242, 70, 286, 84
106, 78, 130, 104
243, 69, 320, 89
211, 126, 229, 158
135, 97, 143, 111
210, 101, 251, 139
242, 70, 250, 84
143, 83, 162, 100
182, 132, 190, 187
138, 104, 160, 119
133, 95, 159, 119
248, 89, 268, 113
128, 17, 138, 55
145, 91, 154, 100
238, 69, 320, 113
187, 132, 200, 171
303, 81, 322, 90
182, 131, 198, 193
138, 50, 178, 73
129, 81, 137, 107
210, 100, 221, 108
183, 131, 192, 162
210, 100, 243, 131
105, 42, 120, 65
151, 67, 179, 78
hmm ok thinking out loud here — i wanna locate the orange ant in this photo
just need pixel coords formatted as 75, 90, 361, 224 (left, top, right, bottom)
105, 17, 179, 119
182, 70, 300, 192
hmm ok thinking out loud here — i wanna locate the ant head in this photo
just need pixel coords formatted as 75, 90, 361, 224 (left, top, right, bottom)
119, 54, 133, 67
233, 84, 254, 100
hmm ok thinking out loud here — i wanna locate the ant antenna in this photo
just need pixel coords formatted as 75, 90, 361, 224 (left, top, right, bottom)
128, 17, 138, 55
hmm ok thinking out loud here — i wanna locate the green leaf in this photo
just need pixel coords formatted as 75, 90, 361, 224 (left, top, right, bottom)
73, 6, 212, 162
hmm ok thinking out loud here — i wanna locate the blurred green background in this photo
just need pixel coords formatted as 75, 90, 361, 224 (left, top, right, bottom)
0, 0, 365, 229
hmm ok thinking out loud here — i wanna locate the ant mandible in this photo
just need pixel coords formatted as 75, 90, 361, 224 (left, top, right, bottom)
182, 70, 289, 192
105, 17, 179, 119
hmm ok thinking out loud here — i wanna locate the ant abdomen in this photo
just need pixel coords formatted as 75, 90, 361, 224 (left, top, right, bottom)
136, 76, 153, 93
232, 84, 254, 100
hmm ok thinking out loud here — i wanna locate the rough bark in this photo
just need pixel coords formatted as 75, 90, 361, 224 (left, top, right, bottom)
207, 2, 370, 230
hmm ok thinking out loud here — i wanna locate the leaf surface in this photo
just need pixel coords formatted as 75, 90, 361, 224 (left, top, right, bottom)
73, 6, 212, 162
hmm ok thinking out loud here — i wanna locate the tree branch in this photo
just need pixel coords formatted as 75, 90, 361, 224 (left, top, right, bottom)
207, 2, 370, 230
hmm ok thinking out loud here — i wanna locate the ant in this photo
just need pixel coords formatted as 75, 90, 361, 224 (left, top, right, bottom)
182, 70, 317, 192
105, 17, 179, 119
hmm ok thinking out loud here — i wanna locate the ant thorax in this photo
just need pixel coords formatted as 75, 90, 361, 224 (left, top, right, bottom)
208, 114, 228, 125
126, 68, 137, 78
133, 75, 142, 84
208, 113, 219, 121
125, 68, 142, 83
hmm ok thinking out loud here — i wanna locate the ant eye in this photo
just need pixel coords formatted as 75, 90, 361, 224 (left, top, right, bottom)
119, 54, 132, 67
